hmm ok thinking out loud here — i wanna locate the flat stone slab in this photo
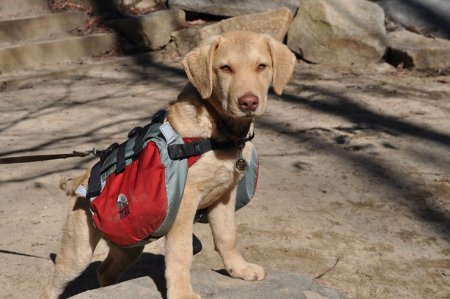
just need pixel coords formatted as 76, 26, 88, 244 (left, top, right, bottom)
168, 0, 300, 17
0, 33, 116, 73
0, 11, 88, 43
72, 271, 348, 299
200, 8, 293, 42
0, 0, 49, 18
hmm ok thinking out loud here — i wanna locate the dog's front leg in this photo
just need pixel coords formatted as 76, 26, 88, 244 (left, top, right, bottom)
165, 188, 201, 299
208, 189, 266, 281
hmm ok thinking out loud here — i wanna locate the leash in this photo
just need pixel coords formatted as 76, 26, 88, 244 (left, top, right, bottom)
0, 105, 253, 165
0, 149, 104, 164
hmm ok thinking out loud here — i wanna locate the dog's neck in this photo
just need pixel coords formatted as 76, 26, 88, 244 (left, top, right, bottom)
203, 100, 253, 144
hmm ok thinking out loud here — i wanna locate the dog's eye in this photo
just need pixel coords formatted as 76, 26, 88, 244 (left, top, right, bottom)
220, 65, 232, 73
257, 64, 267, 72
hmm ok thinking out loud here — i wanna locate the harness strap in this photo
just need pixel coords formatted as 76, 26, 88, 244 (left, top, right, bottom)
86, 161, 102, 199
86, 142, 119, 199
132, 128, 145, 157
168, 138, 233, 160
115, 142, 127, 174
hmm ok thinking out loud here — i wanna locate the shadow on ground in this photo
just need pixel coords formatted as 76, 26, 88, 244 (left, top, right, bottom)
59, 252, 166, 299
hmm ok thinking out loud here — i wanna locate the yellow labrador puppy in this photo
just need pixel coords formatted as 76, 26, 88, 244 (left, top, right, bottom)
41, 31, 296, 299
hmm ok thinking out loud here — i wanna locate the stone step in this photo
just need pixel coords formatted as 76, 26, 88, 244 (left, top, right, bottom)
0, 33, 117, 74
0, 52, 174, 92
0, 11, 88, 45
0, 0, 50, 19
0, 54, 139, 91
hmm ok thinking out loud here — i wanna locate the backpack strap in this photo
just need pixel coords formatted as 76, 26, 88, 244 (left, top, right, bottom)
86, 161, 103, 199
115, 142, 127, 174
132, 128, 145, 155
168, 139, 214, 160
86, 142, 120, 199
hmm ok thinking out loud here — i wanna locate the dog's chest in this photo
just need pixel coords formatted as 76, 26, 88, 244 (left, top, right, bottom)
189, 143, 253, 209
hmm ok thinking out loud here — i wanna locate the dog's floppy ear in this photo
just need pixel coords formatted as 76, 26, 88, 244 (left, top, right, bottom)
266, 36, 296, 96
181, 36, 220, 99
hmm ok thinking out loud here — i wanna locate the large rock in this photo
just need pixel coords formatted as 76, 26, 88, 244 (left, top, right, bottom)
287, 0, 387, 66
171, 8, 293, 56
107, 9, 185, 50
168, 0, 300, 17
200, 8, 293, 42
385, 30, 450, 70
171, 24, 206, 56
72, 271, 348, 299
375, 0, 450, 39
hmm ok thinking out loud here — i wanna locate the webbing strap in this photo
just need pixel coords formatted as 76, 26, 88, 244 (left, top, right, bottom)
168, 139, 211, 160
168, 139, 235, 160
86, 161, 102, 198
132, 128, 145, 156
115, 143, 127, 174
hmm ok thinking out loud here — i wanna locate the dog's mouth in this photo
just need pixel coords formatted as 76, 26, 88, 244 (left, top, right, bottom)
208, 96, 267, 123
237, 110, 258, 119
222, 108, 258, 121
235, 104, 267, 118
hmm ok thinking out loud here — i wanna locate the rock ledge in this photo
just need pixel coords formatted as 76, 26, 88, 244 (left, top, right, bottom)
72, 271, 348, 299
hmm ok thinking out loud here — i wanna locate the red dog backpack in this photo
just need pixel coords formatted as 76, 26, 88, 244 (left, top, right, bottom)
81, 110, 258, 247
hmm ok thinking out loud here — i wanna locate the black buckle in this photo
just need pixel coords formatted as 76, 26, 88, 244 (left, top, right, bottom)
97, 143, 119, 161
151, 110, 167, 124
128, 126, 143, 138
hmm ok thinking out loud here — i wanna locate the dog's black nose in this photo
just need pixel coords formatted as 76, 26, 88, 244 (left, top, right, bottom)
238, 94, 259, 112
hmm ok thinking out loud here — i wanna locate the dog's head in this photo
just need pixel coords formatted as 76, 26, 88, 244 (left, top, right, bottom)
182, 31, 296, 119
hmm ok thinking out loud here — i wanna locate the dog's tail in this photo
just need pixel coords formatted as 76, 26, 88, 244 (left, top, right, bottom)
59, 168, 91, 197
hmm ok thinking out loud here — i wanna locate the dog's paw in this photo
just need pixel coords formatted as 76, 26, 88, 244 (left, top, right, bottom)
228, 262, 266, 281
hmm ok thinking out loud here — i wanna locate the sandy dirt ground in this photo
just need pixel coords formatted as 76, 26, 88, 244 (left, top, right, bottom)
0, 57, 449, 299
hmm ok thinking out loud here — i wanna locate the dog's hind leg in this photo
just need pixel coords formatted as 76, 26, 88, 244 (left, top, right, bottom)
40, 196, 102, 299
96, 244, 144, 286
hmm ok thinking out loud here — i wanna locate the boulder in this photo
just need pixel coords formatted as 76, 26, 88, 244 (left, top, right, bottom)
287, 0, 387, 66
385, 30, 450, 70
107, 9, 185, 50
200, 8, 293, 42
171, 24, 206, 56
71, 271, 348, 299
375, 0, 450, 39
168, 0, 300, 17
171, 8, 293, 55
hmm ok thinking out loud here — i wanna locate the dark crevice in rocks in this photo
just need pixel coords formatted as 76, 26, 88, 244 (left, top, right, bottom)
383, 47, 414, 69
184, 11, 227, 22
